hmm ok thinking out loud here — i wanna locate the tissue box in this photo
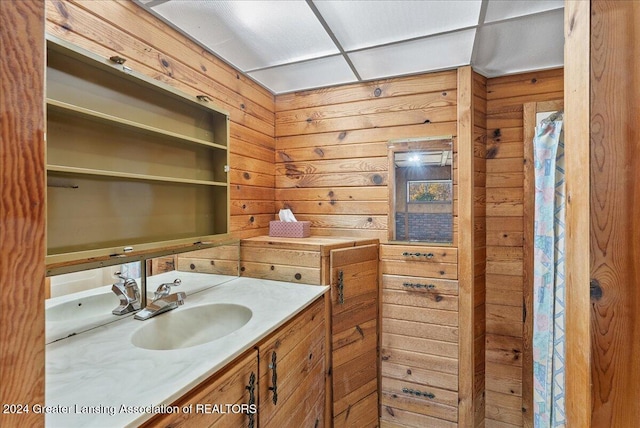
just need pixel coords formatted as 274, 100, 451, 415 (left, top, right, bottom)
269, 221, 311, 238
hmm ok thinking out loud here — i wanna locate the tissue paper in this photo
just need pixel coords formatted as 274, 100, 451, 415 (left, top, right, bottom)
278, 209, 298, 222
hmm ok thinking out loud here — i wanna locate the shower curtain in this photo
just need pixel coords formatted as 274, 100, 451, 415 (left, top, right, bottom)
532, 112, 566, 428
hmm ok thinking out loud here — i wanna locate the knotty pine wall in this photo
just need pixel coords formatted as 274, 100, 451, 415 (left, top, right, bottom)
473, 72, 488, 428
484, 68, 564, 427
275, 71, 459, 241
46, 0, 276, 240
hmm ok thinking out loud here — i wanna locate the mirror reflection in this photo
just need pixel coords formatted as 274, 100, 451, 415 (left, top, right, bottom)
389, 139, 454, 244
45, 242, 240, 343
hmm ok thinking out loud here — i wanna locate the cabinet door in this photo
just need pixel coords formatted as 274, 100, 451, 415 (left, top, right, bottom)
142, 349, 258, 428
329, 244, 379, 427
259, 298, 326, 428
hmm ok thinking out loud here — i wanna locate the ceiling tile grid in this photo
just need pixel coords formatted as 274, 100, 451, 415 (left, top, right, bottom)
138, 0, 565, 94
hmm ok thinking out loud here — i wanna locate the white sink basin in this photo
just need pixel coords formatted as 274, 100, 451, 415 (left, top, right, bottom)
130, 303, 252, 351
46, 292, 120, 322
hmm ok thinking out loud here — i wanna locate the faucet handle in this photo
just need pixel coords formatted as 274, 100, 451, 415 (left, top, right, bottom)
153, 278, 181, 301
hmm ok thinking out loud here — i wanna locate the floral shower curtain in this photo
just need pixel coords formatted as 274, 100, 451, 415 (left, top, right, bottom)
532, 112, 566, 428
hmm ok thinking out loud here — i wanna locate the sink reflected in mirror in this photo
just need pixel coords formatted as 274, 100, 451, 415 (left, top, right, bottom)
46, 292, 120, 322
130, 303, 252, 351
45, 241, 241, 344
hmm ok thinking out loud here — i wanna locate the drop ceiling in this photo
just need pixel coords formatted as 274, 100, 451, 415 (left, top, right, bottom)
136, 0, 564, 94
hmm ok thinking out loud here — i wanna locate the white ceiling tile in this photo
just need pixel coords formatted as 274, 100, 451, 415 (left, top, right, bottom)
348, 29, 476, 81
152, 0, 339, 71
484, 0, 564, 23
248, 56, 357, 94
474, 9, 564, 77
314, 0, 482, 51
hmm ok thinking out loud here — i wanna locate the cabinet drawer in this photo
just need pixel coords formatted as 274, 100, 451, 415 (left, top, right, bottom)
381, 347, 458, 376
381, 403, 456, 428
239, 261, 321, 285
382, 360, 458, 392
382, 274, 458, 296
380, 245, 457, 280
380, 244, 457, 263
381, 377, 458, 421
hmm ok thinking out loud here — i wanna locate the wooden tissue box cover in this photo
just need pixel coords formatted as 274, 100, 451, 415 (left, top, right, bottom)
269, 221, 311, 238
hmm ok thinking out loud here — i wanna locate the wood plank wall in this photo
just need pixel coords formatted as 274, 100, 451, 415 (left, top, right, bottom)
590, 1, 640, 426
484, 68, 564, 427
274, 71, 459, 242
473, 71, 487, 428
45, 0, 276, 240
0, 1, 46, 426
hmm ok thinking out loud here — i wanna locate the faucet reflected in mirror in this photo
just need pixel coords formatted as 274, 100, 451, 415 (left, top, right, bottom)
45, 242, 241, 344
111, 271, 141, 315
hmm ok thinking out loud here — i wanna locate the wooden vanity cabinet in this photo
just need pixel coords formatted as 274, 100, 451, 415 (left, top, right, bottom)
240, 236, 380, 427
380, 244, 460, 427
143, 296, 326, 428
258, 297, 326, 428
141, 349, 258, 428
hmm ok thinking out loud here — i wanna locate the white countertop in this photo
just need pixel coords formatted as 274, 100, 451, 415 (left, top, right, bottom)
45, 272, 328, 427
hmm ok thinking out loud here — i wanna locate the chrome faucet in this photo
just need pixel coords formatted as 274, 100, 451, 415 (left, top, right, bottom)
134, 279, 185, 321
111, 271, 141, 315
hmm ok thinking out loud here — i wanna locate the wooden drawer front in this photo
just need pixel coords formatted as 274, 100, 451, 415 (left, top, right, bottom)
380, 244, 457, 280
382, 360, 458, 392
259, 298, 325, 427
382, 274, 459, 296
381, 377, 458, 422
143, 349, 258, 428
381, 347, 458, 376
380, 244, 457, 263
383, 303, 458, 327
241, 246, 321, 267
240, 247, 321, 285
383, 286, 458, 312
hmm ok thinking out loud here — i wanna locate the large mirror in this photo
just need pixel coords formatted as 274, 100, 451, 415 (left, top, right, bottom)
388, 138, 454, 244
45, 242, 240, 344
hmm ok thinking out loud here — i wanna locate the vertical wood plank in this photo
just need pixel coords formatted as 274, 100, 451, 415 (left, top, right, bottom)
0, 1, 46, 426
457, 65, 476, 427
564, 0, 592, 427
590, 0, 640, 426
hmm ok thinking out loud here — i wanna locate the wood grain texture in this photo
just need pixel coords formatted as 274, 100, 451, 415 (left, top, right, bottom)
485, 67, 564, 426
563, 1, 592, 427
46, 0, 276, 241
0, 1, 46, 426
275, 71, 457, 241
457, 65, 476, 428
590, 1, 640, 426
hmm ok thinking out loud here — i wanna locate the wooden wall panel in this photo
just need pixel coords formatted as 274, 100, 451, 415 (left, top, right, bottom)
0, 1, 46, 426
275, 71, 458, 240
473, 71, 487, 428
485, 68, 564, 427
45, 0, 276, 239
590, 1, 640, 426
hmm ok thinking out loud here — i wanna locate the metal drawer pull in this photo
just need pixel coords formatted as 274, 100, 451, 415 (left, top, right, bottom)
268, 352, 278, 404
402, 252, 435, 258
246, 372, 256, 428
402, 387, 436, 399
402, 282, 436, 290
337, 270, 345, 304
